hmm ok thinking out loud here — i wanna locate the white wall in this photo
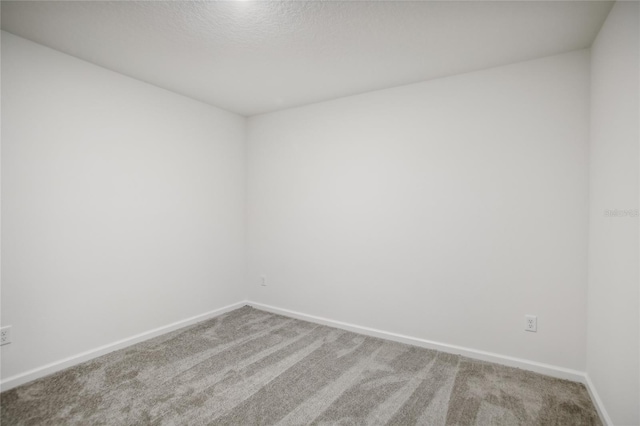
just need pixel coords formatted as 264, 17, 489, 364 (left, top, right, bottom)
247, 50, 591, 371
6, 17, 636, 421
587, 2, 640, 425
1, 32, 246, 380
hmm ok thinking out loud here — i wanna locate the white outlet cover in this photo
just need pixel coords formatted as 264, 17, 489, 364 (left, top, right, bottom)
0, 326, 12, 345
525, 315, 537, 332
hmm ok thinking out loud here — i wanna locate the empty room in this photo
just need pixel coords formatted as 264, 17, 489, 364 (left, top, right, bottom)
0, 1, 638, 425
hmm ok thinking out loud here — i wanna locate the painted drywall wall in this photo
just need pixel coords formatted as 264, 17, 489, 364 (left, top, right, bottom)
587, 2, 640, 425
1, 32, 246, 380
247, 50, 590, 371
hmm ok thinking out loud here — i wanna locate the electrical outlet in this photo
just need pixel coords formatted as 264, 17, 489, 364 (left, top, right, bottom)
1, 326, 12, 345
261, 276, 267, 286
525, 315, 537, 332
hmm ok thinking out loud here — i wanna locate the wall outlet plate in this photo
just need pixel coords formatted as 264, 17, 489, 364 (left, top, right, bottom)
525, 315, 537, 332
1, 326, 12, 345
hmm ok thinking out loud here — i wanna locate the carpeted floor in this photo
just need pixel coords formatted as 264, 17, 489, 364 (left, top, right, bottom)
1, 306, 601, 425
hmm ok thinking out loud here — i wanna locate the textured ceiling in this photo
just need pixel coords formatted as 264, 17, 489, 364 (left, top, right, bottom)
1, 1, 613, 116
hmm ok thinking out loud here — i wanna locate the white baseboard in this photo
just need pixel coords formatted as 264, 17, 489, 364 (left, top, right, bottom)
248, 302, 615, 424
246, 301, 586, 383
0, 300, 248, 392
583, 373, 613, 426
247, 301, 615, 425
1, 299, 609, 426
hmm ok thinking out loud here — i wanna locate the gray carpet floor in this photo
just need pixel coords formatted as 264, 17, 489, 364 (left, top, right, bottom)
1, 306, 601, 425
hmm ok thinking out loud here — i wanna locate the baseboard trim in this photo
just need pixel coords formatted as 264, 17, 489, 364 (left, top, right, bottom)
247, 301, 586, 383
1, 299, 609, 425
583, 373, 613, 426
0, 300, 248, 392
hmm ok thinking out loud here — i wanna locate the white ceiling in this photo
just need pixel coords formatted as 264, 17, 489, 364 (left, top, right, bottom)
1, 1, 613, 116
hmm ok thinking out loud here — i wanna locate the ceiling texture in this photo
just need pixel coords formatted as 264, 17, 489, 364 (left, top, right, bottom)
1, 1, 613, 116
